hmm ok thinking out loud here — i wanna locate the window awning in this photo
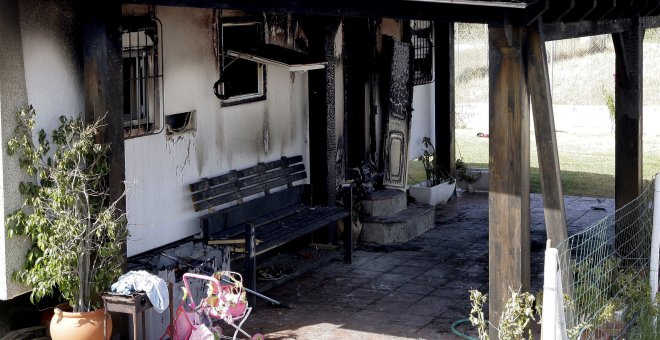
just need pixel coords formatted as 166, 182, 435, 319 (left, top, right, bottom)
227, 44, 326, 72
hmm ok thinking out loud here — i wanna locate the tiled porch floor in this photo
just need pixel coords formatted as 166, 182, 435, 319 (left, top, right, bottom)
247, 192, 614, 339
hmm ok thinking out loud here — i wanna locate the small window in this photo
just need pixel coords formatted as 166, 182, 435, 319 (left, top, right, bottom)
166, 111, 196, 135
217, 22, 266, 106
411, 20, 434, 86
122, 17, 164, 138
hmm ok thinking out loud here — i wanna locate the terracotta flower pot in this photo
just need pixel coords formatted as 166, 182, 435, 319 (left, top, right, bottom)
50, 304, 112, 340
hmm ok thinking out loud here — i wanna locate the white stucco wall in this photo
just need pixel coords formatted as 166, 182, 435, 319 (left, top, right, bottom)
409, 83, 435, 160
125, 7, 310, 256
19, 0, 83, 133
0, 0, 83, 300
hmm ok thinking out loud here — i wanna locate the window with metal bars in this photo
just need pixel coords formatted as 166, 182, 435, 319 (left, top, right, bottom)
410, 20, 434, 86
121, 17, 164, 138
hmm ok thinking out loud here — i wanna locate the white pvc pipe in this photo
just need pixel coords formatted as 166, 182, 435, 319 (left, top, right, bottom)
542, 247, 559, 340
555, 265, 568, 340
651, 174, 660, 304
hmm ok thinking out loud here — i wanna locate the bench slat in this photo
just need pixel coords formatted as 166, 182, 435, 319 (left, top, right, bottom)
200, 186, 305, 239
204, 203, 307, 240
193, 171, 307, 212
256, 209, 350, 255
189, 155, 303, 193
191, 163, 306, 203
206, 206, 350, 255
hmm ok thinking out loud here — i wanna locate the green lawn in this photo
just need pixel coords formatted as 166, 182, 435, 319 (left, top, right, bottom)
409, 128, 660, 198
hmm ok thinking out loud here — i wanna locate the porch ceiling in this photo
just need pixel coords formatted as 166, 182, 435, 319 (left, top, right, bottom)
124, 0, 660, 32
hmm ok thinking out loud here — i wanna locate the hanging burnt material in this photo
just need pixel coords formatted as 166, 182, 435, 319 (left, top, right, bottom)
381, 36, 414, 189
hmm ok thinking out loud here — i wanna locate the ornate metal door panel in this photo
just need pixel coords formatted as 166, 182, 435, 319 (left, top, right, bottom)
383, 37, 413, 188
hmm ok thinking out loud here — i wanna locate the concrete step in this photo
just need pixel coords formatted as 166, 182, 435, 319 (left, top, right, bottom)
360, 189, 407, 217
360, 203, 435, 244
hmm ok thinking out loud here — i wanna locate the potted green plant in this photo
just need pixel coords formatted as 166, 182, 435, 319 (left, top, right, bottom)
455, 158, 486, 193
5, 107, 128, 340
408, 136, 455, 205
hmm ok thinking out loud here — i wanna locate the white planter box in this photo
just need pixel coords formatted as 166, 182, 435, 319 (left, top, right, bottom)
457, 168, 489, 193
408, 180, 456, 206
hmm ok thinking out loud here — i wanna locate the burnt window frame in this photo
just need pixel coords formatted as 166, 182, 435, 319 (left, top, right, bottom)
410, 20, 434, 86
121, 16, 165, 138
219, 20, 267, 107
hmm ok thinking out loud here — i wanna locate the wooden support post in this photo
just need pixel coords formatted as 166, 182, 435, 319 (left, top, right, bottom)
524, 21, 568, 248
488, 22, 531, 339
82, 2, 125, 336
613, 19, 644, 257
434, 21, 456, 178
307, 20, 340, 205
82, 0, 125, 210
245, 224, 257, 308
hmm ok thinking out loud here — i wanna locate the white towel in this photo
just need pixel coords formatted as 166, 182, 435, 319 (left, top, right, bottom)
111, 270, 169, 313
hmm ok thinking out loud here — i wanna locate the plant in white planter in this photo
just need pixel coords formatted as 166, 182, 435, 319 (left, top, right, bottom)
6, 107, 128, 339
409, 137, 455, 205
456, 158, 484, 193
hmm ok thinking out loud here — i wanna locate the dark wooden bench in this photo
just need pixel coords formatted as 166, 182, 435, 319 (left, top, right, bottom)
189, 155, 352, 303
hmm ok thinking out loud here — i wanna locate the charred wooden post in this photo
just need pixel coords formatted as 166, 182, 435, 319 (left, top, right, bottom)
82, 0, 125, 210
524, 21, 568, 248
434, 21, 456, 178
613, 18, 644, 256
488, 22, 531, 339
344, 18, 370, 168
308, 19, 340, 205
82, 0, 125, 335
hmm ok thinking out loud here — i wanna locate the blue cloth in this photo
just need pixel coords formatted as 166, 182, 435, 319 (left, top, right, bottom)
111, 270, 169, 313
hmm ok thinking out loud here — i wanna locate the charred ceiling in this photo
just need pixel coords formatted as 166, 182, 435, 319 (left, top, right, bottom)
123, 0, 660, 39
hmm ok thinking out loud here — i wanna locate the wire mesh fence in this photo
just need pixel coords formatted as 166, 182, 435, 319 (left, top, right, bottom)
551, 179, 656, 339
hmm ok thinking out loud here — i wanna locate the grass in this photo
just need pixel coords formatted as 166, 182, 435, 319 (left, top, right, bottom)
409, 128, 660, 198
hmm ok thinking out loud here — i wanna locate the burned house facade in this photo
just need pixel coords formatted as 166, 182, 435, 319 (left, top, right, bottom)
1, 0, 438, 335
3, 0, 660, 337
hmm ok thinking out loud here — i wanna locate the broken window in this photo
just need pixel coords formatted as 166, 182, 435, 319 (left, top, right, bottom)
122, 17, 164, 138
218, 22, 266, 106
410, 20, 434, 86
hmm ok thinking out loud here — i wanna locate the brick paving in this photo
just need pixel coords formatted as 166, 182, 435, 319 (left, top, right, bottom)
247, 192, 614, 339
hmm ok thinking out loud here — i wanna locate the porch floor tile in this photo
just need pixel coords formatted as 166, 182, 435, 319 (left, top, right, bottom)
248, 192, 614, 339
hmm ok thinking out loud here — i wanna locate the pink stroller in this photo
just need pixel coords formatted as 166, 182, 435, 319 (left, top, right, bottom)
167, 272, 264, 340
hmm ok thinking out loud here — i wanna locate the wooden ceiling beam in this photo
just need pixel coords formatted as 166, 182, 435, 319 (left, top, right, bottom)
542, 0, 574, 23
605, 1, 635, 19
586, 0, 616, 21
543, 18, 631, 41
640, 2, 660, 16
562, 0, 597, 22
621, 0, 648, 18
512, 0, 548, 26
641, 16, 660, 29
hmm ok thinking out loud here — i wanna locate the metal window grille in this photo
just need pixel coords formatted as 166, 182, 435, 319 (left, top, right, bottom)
122, 17, 164, 138
411, 20, 434, 86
